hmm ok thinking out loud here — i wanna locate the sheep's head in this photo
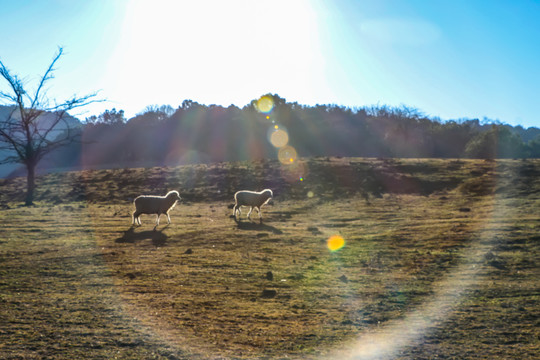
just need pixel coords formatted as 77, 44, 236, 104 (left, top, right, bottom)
262, 189, 273, 204
167, 190, 182, 202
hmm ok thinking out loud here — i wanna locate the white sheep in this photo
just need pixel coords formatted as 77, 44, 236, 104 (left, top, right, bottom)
233, 189, 273, 222
132, 190, 182, 226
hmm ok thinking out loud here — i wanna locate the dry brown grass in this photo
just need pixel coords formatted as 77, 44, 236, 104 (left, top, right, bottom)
0, 158, 538, 359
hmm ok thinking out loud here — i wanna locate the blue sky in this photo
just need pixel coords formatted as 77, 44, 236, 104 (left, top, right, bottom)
1, 0, 539, 128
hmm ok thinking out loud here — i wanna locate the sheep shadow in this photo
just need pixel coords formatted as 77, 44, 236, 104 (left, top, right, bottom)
115, 226, 168, 247
234, 221, 283, 235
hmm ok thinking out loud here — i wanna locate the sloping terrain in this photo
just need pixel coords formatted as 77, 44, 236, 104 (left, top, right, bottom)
0, 158, 538, 359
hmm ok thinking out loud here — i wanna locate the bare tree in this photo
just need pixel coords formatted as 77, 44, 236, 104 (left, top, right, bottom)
0, 47, 99, 205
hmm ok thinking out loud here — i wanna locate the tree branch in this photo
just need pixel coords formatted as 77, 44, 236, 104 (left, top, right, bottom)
0, 62, 26, 106
31, 47, 63, 109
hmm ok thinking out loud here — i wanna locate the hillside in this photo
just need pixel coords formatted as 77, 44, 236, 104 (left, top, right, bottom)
0, 158, 539, 359
2, 157, 539, 206
0, 105, 81, 178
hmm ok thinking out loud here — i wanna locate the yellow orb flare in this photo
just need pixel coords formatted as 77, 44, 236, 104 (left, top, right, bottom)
278, 145, 297, 165
327, 235, 345, 252
270, 129, 289, 148
256, 95, 274, 114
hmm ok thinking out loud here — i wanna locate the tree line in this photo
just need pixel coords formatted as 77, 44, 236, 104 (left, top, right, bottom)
44, 95, 539, 171
3, 94, 540, 176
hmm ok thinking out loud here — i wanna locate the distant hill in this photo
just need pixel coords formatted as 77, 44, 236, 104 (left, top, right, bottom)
0, 106, 81, 177
506, 124, 540, 142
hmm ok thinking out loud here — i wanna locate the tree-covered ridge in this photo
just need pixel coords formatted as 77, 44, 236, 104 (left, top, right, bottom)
2, 94, 540, 176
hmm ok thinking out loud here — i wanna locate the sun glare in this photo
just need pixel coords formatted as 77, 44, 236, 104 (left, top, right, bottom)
106, 0, 323, 117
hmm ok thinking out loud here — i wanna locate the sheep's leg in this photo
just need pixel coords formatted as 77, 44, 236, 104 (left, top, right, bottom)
234, 205, 242, 220
256, 207, 262, 219
156, 214, 160, 226
232, 204, 237, 217
247, 206, 253, 220
255, 207, 263, 223
133, 211, 141, 225
166, 212, 171, 224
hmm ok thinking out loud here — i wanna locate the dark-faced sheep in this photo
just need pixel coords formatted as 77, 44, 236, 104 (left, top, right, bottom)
233, 189, 273, 222
132, 190, 181, 226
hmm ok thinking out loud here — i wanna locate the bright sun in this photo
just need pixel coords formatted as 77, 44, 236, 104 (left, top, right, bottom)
107, 0, 323, 114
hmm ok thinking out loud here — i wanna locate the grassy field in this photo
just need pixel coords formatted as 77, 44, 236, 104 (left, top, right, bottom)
0, 158, 539, 359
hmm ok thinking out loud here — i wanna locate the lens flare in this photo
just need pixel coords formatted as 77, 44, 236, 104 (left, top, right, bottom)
256, 95, 274, 114
278, 145, 297, 165
327, 235, 345, 252
270, 129, 289, 148
280, 159, 308, 183
307, 191, 314, 198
